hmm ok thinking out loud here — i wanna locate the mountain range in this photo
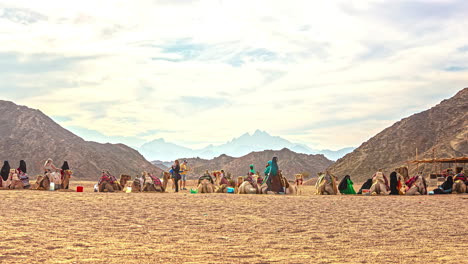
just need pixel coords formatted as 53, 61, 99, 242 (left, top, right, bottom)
155, 148, 334, 179
140, 130, 354, 162
328, 87, 468, 182
0, 100, 161, 180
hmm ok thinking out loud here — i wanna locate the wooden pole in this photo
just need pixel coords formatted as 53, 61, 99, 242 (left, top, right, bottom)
416, 148, 419, 173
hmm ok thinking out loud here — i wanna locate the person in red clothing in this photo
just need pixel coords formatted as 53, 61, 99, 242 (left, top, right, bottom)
98, 170, 115, 192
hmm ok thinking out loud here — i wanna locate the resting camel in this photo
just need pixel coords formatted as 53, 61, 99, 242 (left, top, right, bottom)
142, 172, 170, 192
238, 179, 257, 194
198, 179, 215, 193
453, 180, 467, 194
131, 175, 144, 192
395, 166, 409, 182
405, 175, 427, 195
118, 175, 132, 190
316, 172, 338, 195
32, 175, 50, 190
369, 172, 390, 195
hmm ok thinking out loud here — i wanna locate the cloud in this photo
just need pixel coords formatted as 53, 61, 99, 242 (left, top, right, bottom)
0, 0, 467, 150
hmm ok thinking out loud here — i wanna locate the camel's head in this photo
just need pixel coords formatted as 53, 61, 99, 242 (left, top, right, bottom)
237, 176, 244, 185
120, 175, 131, 181
35, 175, 44, 183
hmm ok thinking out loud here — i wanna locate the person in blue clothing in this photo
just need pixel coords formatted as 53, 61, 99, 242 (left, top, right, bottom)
264, 157, 282, 193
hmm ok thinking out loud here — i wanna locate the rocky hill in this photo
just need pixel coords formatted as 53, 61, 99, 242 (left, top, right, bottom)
0, 100, 162, 180
176, 148, 334, 180
328, 88, 468, 181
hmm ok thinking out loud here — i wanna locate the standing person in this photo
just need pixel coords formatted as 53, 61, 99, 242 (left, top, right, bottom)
173, 160, 181, 192
0, 161, 11, 188
180, 160, 189, 190
60, 161, 71, 189
263, 162, 271, 190
17, 160, 30, 189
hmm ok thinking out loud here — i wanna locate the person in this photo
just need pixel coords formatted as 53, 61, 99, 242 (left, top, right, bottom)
98, 170, 115, 192
0, 161, 11, 188
44, 159, 61, 190
43, 158, 59, 173
389, 171, 399, 195
265, 157, 282, 193
338, 175, 356, 194
263, 162, 271, 189
60, 161, 72, 189
9, 169, 23, 189
431, 176, 453, 194
17, 160, 30, 189
172, 160, 181, 192
454, 167, 466, 182
357, 178, 373, 194
219, 170, 229, 186
248, 165, 255, 176
180, 160, 189, 190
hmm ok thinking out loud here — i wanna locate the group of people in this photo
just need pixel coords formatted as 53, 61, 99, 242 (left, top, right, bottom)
335, 167, 467, 195
0, 159, 71, 190
0, 160, 30, 189
169, 159, 189, 192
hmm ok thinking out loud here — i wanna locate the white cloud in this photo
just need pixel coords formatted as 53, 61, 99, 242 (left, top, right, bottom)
0, 0, 467, 149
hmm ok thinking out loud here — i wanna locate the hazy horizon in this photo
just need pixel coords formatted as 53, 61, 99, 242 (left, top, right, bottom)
1, 1, 467, 150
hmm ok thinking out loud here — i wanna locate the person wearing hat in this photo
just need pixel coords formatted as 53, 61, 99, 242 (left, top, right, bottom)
180, 160, 189, 190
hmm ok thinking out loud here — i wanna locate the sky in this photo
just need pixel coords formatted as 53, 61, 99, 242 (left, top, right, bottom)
0, 0, 467, 150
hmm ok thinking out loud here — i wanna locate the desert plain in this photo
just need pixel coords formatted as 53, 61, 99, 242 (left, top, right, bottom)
1, 180, 467, 264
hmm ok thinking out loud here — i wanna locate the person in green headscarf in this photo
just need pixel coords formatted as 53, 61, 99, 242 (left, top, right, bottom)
249, 164, 255, 176
338, 175, 356, 194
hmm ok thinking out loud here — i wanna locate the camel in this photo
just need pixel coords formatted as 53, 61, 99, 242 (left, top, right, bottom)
316, 173, 338, 195
395, 166, 409, 182
405, 175, 427, 195
197, 179, 215, 193
369, 172, 390, 195
295, 174, 304, 195
238, 180, 257, 194
99, 181, 115, 192
280, 175, 297, 195
119, 174, 132, 190
453, 180, 467, 194
142, 172, 170, 192
131, 175, 144, 192
32, 175, 50, 190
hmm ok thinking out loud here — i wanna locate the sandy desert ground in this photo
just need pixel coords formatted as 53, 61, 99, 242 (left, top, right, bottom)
1, 180, 467, 264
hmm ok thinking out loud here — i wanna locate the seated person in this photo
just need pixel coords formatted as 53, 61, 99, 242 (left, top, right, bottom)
431, 176, 453, 194
98, 170, 115, 192
357, 178, 373, 194
338, 175, 356, 194
454, 167, 466, 182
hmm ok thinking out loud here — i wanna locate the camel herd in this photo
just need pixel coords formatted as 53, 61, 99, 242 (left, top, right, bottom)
23, 166, 468, 196
94, 170, 301, 195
